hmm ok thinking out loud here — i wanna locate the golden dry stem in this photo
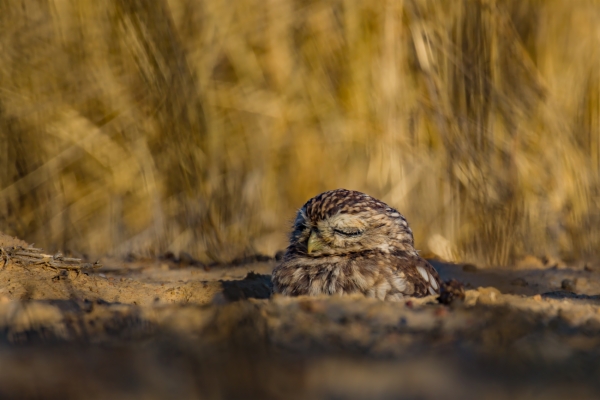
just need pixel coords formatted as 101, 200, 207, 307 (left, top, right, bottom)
1, 0, 599, 266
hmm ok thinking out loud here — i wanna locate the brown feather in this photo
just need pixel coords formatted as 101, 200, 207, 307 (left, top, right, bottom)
272, 189, 441, 301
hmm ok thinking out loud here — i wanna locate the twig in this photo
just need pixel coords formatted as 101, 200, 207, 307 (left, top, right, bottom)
0, 246, 102, 274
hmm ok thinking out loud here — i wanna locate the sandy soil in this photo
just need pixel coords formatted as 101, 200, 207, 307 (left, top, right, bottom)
1, 232, 600, 399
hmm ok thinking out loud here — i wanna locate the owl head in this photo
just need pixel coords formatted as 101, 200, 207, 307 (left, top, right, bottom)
287, 189, 415, 257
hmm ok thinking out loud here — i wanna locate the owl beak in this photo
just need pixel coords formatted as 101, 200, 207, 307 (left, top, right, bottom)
307, 231, 324, 254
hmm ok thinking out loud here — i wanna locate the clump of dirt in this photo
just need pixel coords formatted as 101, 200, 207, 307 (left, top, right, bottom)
1, 233, 600, 399
0, 232, 29, 248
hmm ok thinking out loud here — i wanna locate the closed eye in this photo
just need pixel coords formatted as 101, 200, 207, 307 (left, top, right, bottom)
333, 228, 363, 237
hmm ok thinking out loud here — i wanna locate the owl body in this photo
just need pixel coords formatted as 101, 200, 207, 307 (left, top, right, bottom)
272, 189, 441, 301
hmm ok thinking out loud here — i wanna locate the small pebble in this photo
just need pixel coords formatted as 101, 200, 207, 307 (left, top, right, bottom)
510, 278, 528, 287
463, 290, 480, 306
477, 287, 501, 305
561, 279, 576, 292
462, 264, 478, 272
533, 294, 542, 301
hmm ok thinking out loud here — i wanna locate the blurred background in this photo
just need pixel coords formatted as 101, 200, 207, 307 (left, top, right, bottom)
1, 0, 599, 266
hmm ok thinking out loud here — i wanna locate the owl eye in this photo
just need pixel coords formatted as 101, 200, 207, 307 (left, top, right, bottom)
333, 228, 363, 237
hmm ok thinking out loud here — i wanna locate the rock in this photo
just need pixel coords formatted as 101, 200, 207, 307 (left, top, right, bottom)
561, 279, 576, 292
510, 278, 529, 287
463, 290, 480, 306
476, 287, 502, 305
462, 264, 478, 272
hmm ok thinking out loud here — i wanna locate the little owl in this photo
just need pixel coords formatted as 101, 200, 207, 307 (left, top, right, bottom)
272, 189, 441, 300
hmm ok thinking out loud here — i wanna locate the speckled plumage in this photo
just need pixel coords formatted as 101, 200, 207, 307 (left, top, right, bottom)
272, 189, 441, 301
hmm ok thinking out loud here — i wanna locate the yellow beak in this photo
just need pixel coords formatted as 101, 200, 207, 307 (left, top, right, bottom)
307, 231, 324, 254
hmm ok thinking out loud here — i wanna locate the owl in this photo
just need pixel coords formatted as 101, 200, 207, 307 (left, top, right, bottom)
272, 189, 441, 301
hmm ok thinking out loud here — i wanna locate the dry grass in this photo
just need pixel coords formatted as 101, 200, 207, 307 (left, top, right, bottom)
0, 0, 599, 266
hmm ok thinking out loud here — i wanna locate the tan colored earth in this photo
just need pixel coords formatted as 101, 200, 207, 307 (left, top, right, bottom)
0, 232, 600, 399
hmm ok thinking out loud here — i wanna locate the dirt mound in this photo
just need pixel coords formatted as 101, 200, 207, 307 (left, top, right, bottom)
0, 232, 29, 248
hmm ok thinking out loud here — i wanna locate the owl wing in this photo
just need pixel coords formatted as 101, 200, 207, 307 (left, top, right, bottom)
409, 256, 441, 296
387, 254, 441, 298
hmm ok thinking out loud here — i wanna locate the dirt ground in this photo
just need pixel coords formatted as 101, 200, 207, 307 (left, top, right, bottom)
1, 232, 600, 399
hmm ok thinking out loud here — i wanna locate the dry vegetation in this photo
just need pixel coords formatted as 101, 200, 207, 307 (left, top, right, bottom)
1, 0, 600, 266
